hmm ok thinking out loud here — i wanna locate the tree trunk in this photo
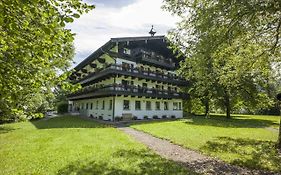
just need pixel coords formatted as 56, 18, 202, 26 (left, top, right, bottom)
224, 90, 231, 119
203, 99, 210, 118
277, 113, 281, 151
226, 103, 231, 119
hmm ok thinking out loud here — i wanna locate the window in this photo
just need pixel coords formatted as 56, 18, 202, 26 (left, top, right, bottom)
173, 102, 178, 110
86, 103, 88, 110
179, 102, 182, 110
109, 100, 112, 110
135, 101, 141, 110
164, 101, 168, 110
156, 102, 160, 110
96, 101, 98, 109
81, 103, 84, 110
90, 103, 93, 110
146, 101, 151, 110
102, 100, 105, 110
123, 100, 130, 110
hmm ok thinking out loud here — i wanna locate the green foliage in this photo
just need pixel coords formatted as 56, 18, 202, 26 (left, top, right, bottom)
163, 0, 281, 118
0, 0, 93, 121
132, 114, 280, 172
0, 116, 191, 174
57, 103, 69, 114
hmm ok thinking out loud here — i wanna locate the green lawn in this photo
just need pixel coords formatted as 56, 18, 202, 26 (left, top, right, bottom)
0, 116, 194, 175
131, 114, 281, 172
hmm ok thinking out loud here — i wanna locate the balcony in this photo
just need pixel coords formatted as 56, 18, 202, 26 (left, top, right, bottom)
136, 50, 176, 69
68, 84, 189, 100
75, 64, 188, 86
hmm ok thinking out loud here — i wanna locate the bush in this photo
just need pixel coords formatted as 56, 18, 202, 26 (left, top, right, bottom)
89, 114, 94, 118
98, 116, 103, 120
153, 115, 159, 119
143, 115, 148, 120
115, 116, 122, 121
133, 116, 138, 120
162, 115, 167, 119
57, 103, 68, 114
171, 115, 176, 119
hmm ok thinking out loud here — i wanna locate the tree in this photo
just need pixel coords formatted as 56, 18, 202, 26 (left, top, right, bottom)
163, 0, 281, 118
0, 0, 94, 121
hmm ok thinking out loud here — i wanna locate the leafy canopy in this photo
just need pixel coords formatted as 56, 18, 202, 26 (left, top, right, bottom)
0, 0, 94, 121
163, 0, 281, 116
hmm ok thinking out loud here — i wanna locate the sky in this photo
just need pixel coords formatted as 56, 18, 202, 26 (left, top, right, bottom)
67, 0, 179, 67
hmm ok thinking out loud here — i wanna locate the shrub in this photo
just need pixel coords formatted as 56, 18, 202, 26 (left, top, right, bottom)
89, 114, 94, 118
171, 115, 176, 119
57, 103, 68, 114
115, 116, 122, 121
143, 115, 148, 120
162, 115, 167, 119
153, 115, 159, 119
133, 116, 138, 120
98, 116, 103, 120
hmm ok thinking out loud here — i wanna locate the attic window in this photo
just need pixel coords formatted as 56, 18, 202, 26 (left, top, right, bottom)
123, 48, 131, 55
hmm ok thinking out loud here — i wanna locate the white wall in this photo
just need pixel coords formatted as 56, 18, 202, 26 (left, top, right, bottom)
73, 97, 114, 121
114, 96, 183, 119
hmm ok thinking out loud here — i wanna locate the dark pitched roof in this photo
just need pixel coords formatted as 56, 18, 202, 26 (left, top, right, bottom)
74, 35, 173, 71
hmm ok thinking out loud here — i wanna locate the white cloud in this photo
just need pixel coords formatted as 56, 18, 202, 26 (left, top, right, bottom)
67, 0, 178, 67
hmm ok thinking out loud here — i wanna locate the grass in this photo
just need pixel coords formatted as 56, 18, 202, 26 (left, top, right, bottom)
131, 114, 281, 172
0, 116, 194, 175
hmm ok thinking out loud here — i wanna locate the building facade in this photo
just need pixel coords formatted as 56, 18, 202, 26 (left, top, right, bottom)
68, 36, 189, 121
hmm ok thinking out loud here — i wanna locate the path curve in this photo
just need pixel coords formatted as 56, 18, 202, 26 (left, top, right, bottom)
118, 127, 279, 175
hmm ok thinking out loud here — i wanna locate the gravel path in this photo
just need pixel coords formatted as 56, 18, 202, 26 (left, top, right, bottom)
118, 127, 279, 175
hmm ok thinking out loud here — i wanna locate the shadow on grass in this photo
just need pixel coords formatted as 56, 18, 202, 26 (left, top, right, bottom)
128, 118, 182, 127
183, 115, 279, 128
58, 149, 195, 175
201, 137, 281, 172
31, 116, 110, 129
0, 126, 17, 134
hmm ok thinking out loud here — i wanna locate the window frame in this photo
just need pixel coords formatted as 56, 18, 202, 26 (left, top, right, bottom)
164, 101, 168, 110
123, 100, 130, 110
146, 101, 151, 110
109, 100, 112, 110
135, 100, 141, 110
155, 101, 160, 110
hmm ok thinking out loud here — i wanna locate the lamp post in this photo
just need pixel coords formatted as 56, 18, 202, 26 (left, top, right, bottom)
277, 93, 281, 149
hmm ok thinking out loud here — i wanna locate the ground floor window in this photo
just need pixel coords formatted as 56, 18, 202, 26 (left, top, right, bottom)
179, 102, 182, 110
146, 101, 151, 110
102, 100, 105, 110
123, 100, 130, 110
109, 100, 112, 110
90, 103, 93, 110
164, 101, 168, 110
135, 101, 141, 110
86, 103, 89, 110
173, 102, 178, 110
156, 101, 160, 110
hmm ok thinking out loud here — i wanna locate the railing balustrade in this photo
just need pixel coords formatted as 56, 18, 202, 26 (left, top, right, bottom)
76, 63, 186, 84
69, 83, 187, 99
